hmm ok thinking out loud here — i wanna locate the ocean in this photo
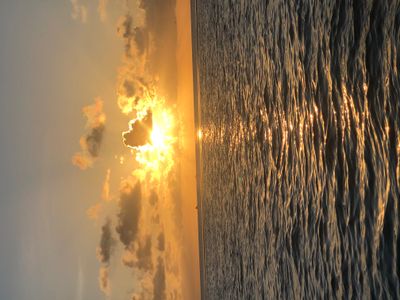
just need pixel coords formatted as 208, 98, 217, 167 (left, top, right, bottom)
192, 0, 400, 299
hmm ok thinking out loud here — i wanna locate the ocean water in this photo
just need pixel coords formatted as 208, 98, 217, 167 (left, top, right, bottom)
193, 1, 400, 299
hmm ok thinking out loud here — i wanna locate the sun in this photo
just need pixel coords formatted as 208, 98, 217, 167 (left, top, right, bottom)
122, 99, 176, 182
150, 126, 164, 148
150, 109, 175, 148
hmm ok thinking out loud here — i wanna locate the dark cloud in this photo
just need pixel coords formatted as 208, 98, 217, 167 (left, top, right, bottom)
149, 190, 158, 206
117, 15, 149, 57
122, 112, 153, 148
72, 99, 106, 169
153, 257, 166, 300
123, 80, 136, 98
116, 182, 142, 248
133, 27, 148, 55
123, 235, 152, 270
85, 124, 105, 157
136, 236, 152, 270
98, 219, 115, 265
157, 232, 164, 252
116, 1, 177, 100
119, 76, 152, 101
117, 15, 134, 56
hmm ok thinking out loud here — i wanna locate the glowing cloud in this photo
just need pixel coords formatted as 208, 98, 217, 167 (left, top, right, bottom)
70, 0, 87, 23
75, 0, 191, 298
72, 153, 93, 170
102, 169, 111, 201
72, 98, 106, 170
99, 266, 110, 295
121, 97, 177, 182
98, 0, 109, 22
86, 203, 102, 220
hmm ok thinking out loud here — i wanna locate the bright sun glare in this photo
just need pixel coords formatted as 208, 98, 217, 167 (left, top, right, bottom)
124, 99, 176, 182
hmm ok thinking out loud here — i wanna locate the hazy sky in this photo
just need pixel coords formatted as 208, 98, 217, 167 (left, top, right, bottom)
0, 1, 122, 299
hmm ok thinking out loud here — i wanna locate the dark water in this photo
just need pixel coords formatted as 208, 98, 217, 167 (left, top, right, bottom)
194, 1, 400, 298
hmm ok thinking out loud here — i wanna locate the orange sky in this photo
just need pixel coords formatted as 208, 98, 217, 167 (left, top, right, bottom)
176, 0, 201, 299
67, 0, 201, 298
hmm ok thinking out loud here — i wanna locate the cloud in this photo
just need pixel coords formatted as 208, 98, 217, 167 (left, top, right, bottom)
122, 80, 136, 98
133, 27, 148, 56
149, 190, 158, 206
135, 236, 152, 270
117, 15, 135, 57
116, 181, 142, 248
84, 0, 185, 297
122, 251, 135, 268
86, 203, 103, 220
97, 219, 115, 265
102, 169, 111, 201
72, 153, 93, 170
122, 112, 153, 148
98, 0, 109, 22
72, 98, 106, 170
84, 124, 105, 157
82, 98, 106, 127
99, 267, 110, 295
153, 257, 166, 300
157, 232, 164, 251
70, 0, 88, 23
131, 290, 151, 300
122, 235, 153, 271
116, 15, 150, 58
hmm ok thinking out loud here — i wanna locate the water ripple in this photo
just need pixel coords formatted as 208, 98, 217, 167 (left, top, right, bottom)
196, 0, 400, 298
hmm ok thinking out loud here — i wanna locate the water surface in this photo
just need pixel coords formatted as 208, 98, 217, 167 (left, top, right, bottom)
194, 1, 400, 298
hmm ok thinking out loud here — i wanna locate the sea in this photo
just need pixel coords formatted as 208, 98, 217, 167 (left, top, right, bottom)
192, 0, 400, 299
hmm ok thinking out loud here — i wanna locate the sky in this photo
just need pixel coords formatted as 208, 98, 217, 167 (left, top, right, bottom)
0, 0, 199, 299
